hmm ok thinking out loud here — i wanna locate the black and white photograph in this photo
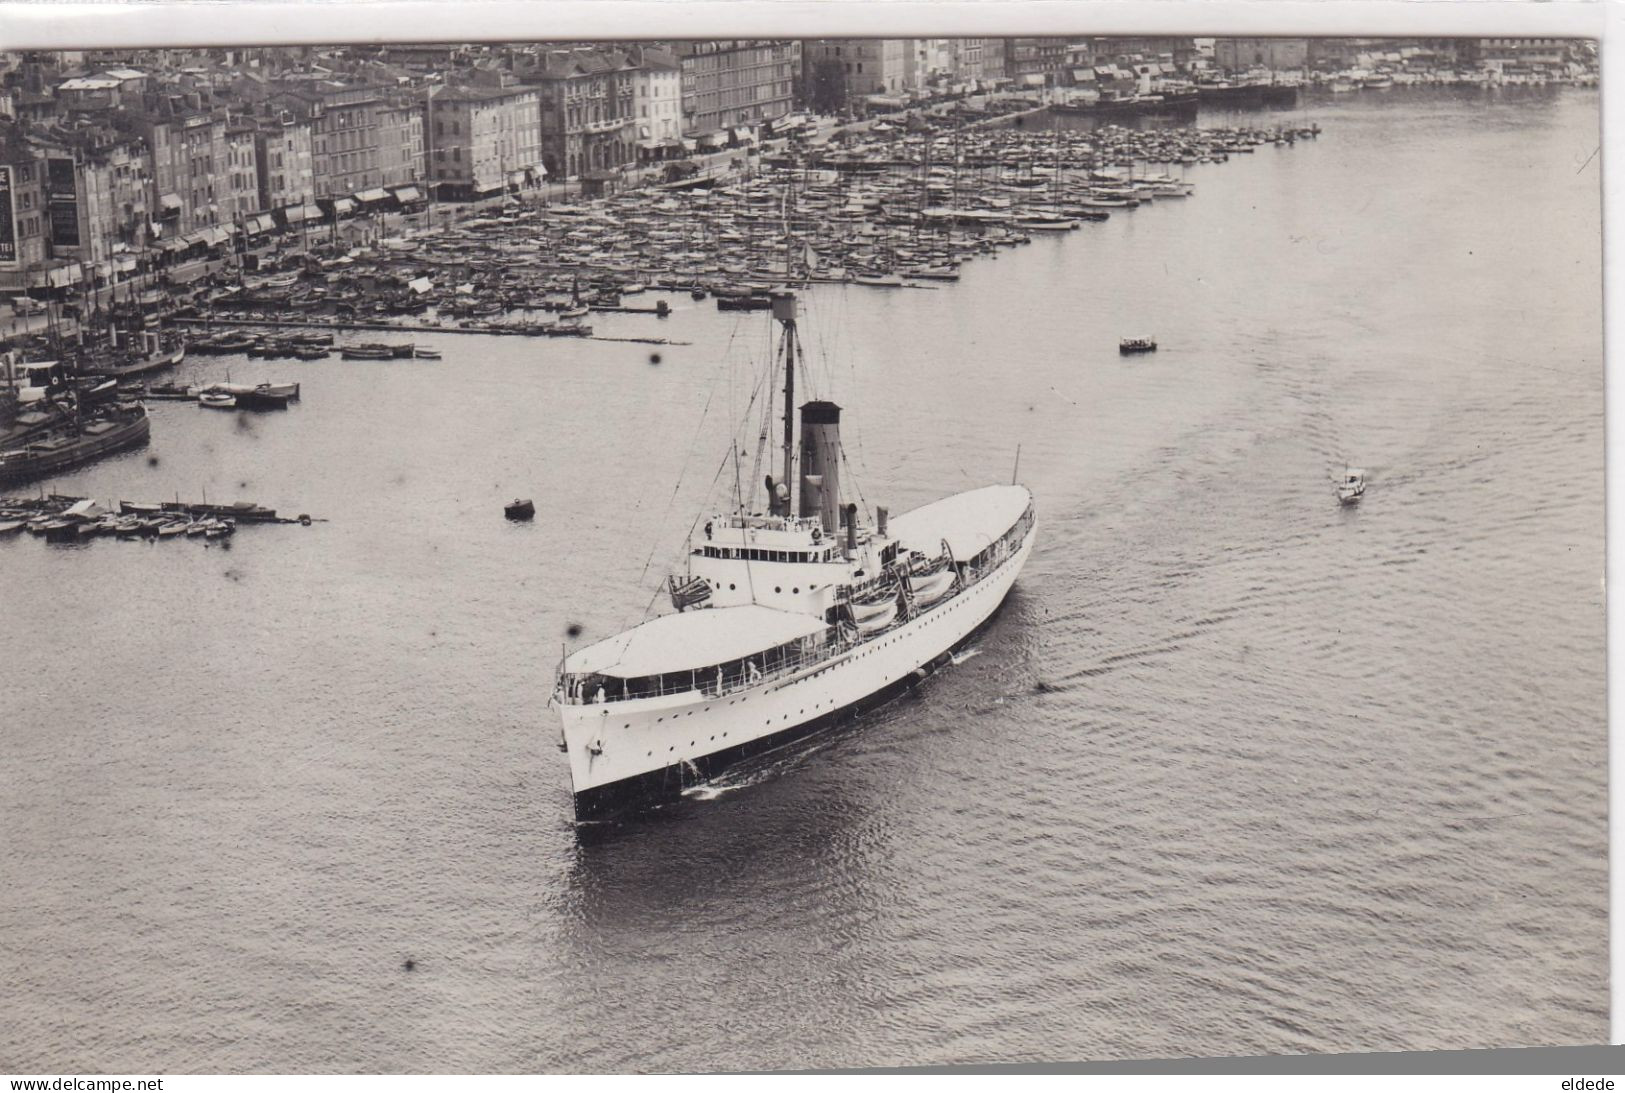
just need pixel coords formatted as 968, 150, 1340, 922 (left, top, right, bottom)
0, 5, 1608, 1076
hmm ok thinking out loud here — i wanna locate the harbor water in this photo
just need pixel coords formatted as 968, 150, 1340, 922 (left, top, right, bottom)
1, 88, 1604, 1070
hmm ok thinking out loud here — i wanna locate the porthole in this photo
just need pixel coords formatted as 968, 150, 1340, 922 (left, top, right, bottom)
793, 588, 800, 594
775, 586, 781, 593
730, 584, 736, 590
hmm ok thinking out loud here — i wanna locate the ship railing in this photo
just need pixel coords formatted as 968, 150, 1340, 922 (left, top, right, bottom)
558, 634, 860, 707
721, 512, 824, 534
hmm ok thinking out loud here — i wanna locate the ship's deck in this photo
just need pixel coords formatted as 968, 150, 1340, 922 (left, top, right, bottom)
887, 484, 1032, 560
563, 603, 826, 678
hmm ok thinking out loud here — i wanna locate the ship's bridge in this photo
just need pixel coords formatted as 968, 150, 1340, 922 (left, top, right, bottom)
695, 512, 831, 556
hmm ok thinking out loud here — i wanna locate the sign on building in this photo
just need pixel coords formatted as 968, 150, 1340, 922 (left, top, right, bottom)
0, 165, 16, 266
46, 158, 79, 249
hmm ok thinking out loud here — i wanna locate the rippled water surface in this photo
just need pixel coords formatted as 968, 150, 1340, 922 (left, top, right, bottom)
1, 89, 1604, 1071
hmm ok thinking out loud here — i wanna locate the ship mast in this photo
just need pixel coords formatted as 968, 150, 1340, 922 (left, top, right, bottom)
775, 292, 795, 516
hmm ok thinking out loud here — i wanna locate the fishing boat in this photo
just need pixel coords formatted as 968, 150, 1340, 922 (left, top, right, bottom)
207, 381, 301, 400
505, 498, 536, 521
1338, 468, 1366, 505
231, 386, 292, 411
340, 344, 394, 360
1119, 337, 1157, 354
0, 402, 151, 487
88, 341, 186, 380
552, 291, 1036, 820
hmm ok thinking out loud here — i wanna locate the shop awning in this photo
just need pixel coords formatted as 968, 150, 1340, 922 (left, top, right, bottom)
355, 188, 391, 204
331, 198, 356, 215
155, 238, 186, 253
637, 138, 663, 150
680, 138, 697, 152
245, 213, 276, 235
283, 203, 320, 223
202, 226, 230, 246
390, 185, 423, 204
731, 127, 756, 143
114, 255, 138, 273
46, 264, 81, 288
696, 131, 726, 148
179, 230, 209, 248
158, 193, 182, 212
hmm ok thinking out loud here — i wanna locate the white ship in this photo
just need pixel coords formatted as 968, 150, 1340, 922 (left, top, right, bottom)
552, 291, 1037, 819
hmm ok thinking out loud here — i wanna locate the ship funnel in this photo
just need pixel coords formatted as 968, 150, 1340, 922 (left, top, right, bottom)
799, 400, 842, 534
877, 505, 888, 538
844, 503, 858, 559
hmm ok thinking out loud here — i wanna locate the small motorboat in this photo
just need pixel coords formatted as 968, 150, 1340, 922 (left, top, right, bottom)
0, 518, 24, 535
199, 391, 236, 409
1119, 338, 1157, 355
505, 498, 536, 521
414, 348, 442, 360
1337, 468, 1366, 505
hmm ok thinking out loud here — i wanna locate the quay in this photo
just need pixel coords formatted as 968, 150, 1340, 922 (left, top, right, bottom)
172, 316, 691, 346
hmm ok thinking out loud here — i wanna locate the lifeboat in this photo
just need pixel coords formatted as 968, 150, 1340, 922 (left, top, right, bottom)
851, 596, 899, 633
909, 567, 956, 606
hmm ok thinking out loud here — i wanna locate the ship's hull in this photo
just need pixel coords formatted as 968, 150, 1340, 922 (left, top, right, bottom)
0, 411, 151, 487
561, 524, 1035, 820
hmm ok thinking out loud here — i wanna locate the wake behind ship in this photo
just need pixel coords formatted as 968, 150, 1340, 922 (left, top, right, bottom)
552, 291, 1036, 819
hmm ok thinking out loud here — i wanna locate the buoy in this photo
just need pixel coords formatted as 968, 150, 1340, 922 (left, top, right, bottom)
403, 958, 416, 972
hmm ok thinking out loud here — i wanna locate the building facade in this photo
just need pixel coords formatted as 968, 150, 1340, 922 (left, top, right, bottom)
799, 40, 908, 112
628, 47, 682, 159
253, 110, 316, 212
0, 134, 51, 286
29, 128, 154, 264
223, 121, 260, 220
1212, 38, 1310, 72
131, 104, 230, 234
427, 84, 544, 199
1003, 38, 1070, 86
528, 50, 635, 181
947, 39, 991, 82
375, 97, 425, 188
675, 40, 795, 135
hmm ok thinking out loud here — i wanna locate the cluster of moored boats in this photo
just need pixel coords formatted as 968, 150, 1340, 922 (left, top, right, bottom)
139, 379, 303, 411
0, 495, 307, 543
149, 120, 1323, 334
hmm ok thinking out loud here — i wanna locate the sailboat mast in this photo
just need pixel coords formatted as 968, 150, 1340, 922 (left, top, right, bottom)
779, 298, 795, 516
